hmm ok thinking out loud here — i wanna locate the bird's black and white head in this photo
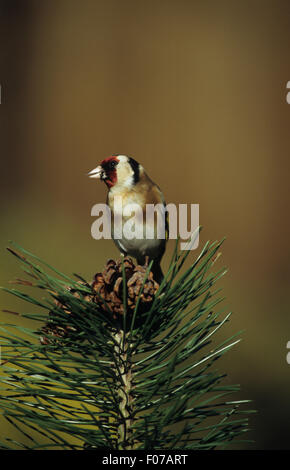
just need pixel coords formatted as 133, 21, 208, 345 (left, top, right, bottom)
88, 155, 141, 190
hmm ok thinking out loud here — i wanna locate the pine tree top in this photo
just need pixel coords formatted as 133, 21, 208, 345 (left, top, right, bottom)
0, 236, 254, 450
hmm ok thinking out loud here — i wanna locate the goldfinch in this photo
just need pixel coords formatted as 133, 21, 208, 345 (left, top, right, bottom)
88, 155, 167, 282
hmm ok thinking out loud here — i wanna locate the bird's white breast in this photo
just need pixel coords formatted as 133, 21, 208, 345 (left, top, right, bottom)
108, 191, 166, 262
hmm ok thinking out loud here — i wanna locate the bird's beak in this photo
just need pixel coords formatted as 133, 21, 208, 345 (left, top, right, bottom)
88, 166, 103, 179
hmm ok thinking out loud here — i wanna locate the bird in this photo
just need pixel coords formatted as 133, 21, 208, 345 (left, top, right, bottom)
88, 154, 167, 283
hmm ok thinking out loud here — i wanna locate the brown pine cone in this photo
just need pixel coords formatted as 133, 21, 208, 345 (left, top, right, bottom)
92, 257, 159, 318
40, 323, 77, 345
40, 281, 92, 345
40, 258, 160, 343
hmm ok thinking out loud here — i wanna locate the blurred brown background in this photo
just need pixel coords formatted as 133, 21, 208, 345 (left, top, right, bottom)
1, 0, 290, 449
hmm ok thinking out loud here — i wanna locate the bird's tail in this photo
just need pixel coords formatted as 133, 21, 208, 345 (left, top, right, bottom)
151, 260, 164, 285
137, 256, 164, 285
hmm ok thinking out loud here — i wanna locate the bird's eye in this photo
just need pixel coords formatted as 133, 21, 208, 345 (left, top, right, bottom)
108, 160, 118, 170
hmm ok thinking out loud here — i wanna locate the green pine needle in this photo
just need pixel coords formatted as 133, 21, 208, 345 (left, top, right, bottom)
0, 238, 254, 449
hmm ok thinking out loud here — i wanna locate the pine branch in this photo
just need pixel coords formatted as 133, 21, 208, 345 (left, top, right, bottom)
113, 330, 135, 449
0, 238, 254, 449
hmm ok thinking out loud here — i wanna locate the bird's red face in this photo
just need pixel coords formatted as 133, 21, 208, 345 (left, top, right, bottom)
88, 154, 140, 190
88, 156, 119, 188
99, 156, 119, 188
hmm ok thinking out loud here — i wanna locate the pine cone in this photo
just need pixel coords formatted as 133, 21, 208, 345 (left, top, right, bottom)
92, 257, 159, 318
40, 323, 77, 345
39, 258, 160, 343
40, 281, 90, 345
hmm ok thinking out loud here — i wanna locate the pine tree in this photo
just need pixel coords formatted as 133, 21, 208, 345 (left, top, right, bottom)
0, 237, 253, 450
